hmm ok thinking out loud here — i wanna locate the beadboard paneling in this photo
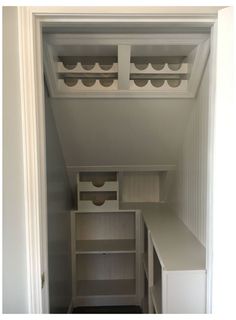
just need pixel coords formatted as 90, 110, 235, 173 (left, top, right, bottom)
170, 59, 209, 246
76, 212, 135, 240
121, 172, 160, 202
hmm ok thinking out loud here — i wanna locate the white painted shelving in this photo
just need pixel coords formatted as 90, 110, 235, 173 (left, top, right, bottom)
120, 203, 206, 314
76, 279, 136, 296
75, 239, 135, 254
71, 170, 206, 312
77, 172, 119, 212
71, 174, 141, 307
44, 33, 210, 98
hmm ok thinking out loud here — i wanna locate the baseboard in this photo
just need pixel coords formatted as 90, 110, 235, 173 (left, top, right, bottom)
67, 300, 73, 313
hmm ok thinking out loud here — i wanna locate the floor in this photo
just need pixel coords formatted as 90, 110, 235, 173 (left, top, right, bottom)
73, 305, 142, 313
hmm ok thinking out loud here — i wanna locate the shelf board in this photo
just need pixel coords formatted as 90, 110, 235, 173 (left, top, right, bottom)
78, 181, 118, 192
150, 285, 162, 314
76, 239, 135, 254
78, 199, 119, 212
77, 279, 135, 296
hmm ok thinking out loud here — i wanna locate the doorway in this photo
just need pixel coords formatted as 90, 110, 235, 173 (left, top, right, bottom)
16, 6, 234, 314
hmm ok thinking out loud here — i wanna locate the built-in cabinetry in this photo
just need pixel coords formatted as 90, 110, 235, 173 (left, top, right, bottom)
71, 170, 206, 313
44, 33, 209, 98
121, 203, 206, 314
71, 171, 141, 307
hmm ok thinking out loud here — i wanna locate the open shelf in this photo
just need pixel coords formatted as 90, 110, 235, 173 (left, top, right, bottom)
79, 171, 117, 184
77, 279, 136, 296
80, 191, 117, 202
76, 211, 135, 240
76, 239, 135, 254
76, 253, 136, 283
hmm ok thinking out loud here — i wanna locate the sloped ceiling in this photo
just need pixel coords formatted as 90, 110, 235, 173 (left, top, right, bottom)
50, 98, 193, 168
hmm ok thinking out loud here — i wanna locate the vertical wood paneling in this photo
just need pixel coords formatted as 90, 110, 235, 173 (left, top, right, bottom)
170, 59, 209, 246
122, 173, 160, 202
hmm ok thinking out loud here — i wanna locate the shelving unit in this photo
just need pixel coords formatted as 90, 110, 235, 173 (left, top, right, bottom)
71, 170, 206, 312
76, 239, 135, 254
77, 172, 119, 211
71, 210, 140, 306
71, 172, 141, 307
44, 33, 210, 98
76, 279, 136, 296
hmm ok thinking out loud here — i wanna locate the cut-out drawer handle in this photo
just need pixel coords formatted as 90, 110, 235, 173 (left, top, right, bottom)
92, 181, 105, 188
92, 199, 105, 206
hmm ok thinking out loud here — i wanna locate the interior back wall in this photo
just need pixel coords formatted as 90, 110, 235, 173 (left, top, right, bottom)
50, 98, 194, 168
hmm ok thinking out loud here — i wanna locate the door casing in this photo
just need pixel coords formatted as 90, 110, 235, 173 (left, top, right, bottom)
17, 6, 229, 313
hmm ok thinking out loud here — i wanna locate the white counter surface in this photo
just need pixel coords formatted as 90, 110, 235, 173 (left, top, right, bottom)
120, 203, 206, 271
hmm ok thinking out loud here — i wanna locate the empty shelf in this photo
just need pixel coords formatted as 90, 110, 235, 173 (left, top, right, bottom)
77, 279, 135, 296
76, 239, 135, 254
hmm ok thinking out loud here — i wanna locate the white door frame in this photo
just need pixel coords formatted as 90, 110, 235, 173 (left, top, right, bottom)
17, 6, 231, 313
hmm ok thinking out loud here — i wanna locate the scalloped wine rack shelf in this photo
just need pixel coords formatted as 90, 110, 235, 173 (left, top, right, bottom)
44, 33, 210, 98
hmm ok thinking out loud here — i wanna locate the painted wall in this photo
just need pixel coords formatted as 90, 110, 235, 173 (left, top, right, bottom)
51, 98, 193, 168
170, 59, 209, 246
51, 98, 193, 200
2, 7, 29, 313
45, 91, 73, 313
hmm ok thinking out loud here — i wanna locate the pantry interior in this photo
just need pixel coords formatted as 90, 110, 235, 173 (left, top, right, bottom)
43, 21, 211, 314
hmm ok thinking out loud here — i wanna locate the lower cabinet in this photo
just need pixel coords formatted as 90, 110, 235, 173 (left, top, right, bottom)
161, 270, 206, 313
141, 209, 206, 314
71, 205, 206, 313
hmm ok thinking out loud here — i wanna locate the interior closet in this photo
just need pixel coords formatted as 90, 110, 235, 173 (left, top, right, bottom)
43, 24, 210, 314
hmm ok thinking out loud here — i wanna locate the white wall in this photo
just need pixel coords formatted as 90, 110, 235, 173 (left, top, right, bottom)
3, 7, 29, 313
45, 91, 73, 313
51, 98, 193, 167
170, 58, 209, 246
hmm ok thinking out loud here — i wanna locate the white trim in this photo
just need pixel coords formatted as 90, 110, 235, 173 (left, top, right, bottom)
205, 21, 217, 314
18, 7, 50, 313
211, 7, 235, 314
45, 32, 210, 44
18, 7, 43, 313
34, 15, 50, 314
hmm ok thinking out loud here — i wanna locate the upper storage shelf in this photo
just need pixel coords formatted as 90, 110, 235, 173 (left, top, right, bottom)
43, 33, 210, 98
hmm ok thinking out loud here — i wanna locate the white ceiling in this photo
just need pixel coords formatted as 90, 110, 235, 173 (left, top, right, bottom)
50, 98, 194, 168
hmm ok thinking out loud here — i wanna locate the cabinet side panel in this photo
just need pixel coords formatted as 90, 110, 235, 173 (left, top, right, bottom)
165, 271, 206, 314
